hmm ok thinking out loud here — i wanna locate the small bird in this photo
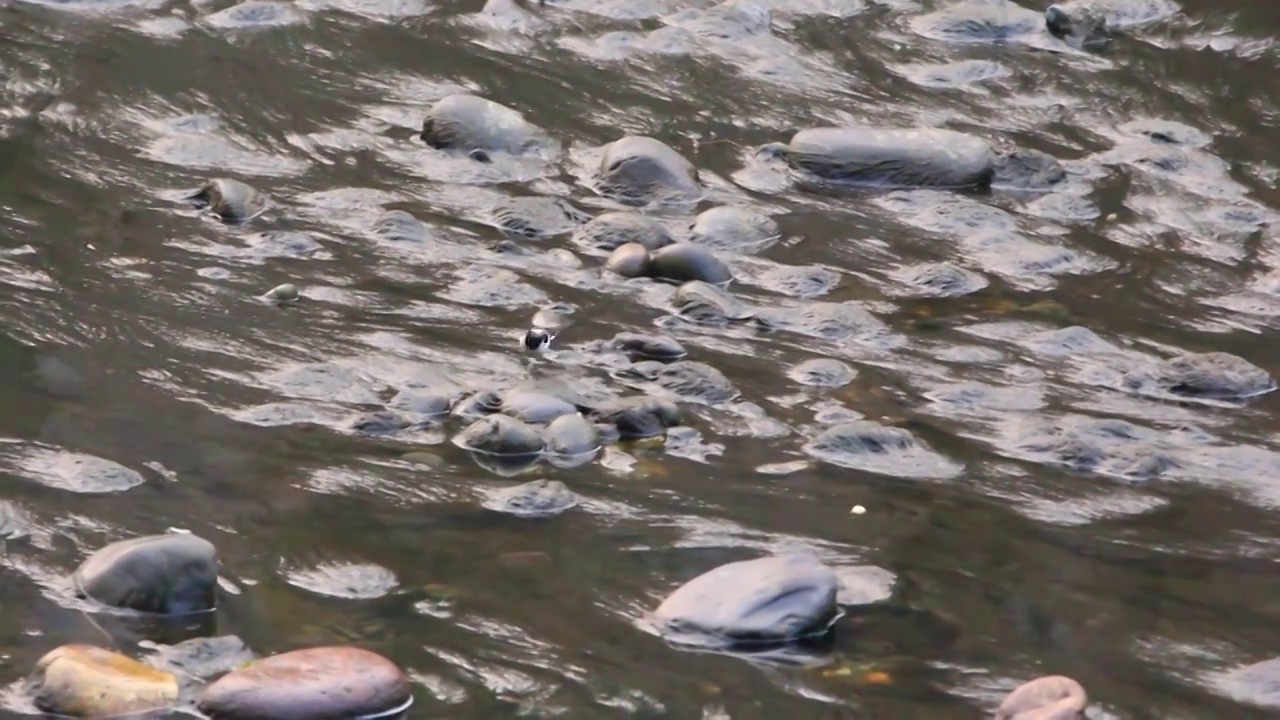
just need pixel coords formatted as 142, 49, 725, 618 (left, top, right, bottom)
522, 306, 573, 352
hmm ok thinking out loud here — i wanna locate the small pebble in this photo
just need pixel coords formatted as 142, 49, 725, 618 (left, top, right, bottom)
851, 505, 866, 515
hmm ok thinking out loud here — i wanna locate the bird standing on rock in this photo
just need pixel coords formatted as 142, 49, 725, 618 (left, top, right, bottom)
522, 306, 574, 352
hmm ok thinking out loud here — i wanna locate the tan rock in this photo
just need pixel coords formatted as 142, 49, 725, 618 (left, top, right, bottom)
996, 675, 1087, 719
30, 644, 179, 717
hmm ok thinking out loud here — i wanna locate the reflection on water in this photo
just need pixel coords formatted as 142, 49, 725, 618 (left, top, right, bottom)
4, 0, 1280, 716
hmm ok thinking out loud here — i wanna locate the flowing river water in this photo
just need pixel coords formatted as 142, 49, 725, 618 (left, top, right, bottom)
4, 0, 1280, 717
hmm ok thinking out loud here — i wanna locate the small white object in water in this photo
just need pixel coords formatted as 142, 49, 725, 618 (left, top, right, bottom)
851, 504, 866, 515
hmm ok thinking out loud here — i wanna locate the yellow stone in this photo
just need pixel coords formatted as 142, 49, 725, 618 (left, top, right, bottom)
31, 644, 179, 717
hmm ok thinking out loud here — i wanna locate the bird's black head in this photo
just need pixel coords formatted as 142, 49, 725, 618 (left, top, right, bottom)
524, 328, 552, 351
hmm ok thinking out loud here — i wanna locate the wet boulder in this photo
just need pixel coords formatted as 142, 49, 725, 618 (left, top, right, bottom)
588, 396, 682, 440
543, 412, 600, 457
606, 242, 732, 285
453, 415, 545, 456
1130, 351, 1275, 399
196, 646, 412, 720
605, 242, 653, 279
673, 280, 756, 324
29, 645, 179, 717
996, 675, 1087, 719
72, 532, 219, 615
189, 178, 266, 222
689, 205, 780, 252
483, 479, 580, 518
652, 554, 840, 646
572, 211, 676, 252
499, 390, 578, 425
649, 243, 732, 285
598, 135, 701, 205
760, 126, 996, 189
420, 94, 546, 157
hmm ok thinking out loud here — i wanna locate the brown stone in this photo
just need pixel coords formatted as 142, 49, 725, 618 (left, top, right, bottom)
996, 675, 1087, 719
30, 644, 179, 717
197, 646, 412, 720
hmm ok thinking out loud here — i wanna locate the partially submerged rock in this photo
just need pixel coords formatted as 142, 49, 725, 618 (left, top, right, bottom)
606, 242, 732, 285
588, 396, 681, 440
499, 390, 578, 425
996, 675, 1087, 719
652, 554, 840, 646
572, 211, 676, 253
189, 178, 266, 222
420, 94, 546, 157
484, 479, 580, 518
29, 645, 179, 717
197, 646, 412, 720
598, 135, 701, 206
73, 532, 219, 615
760, 126, 996, 189
452, 414, 545, 456
689, 205, 780, 252
609, 331, 688, 361
543, 412, 600, 457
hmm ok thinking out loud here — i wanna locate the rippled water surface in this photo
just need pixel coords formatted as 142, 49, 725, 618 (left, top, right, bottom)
7, 0, 1280, 716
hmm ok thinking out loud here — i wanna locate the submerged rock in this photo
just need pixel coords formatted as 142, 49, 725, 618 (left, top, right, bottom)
1127, 351, 1275, 400
891, 261, 989, 297
788, 357, 857, 388
598, 135, 701, 206
451, 388, 505, 420
484, 479, 580, 517
996, 675, 1087, 719
759, 126, 996, 189
572, 211, 676, 252
189, 178, 266, 222
349, 410, 412, 435
673, 280, 756, 324
992, 148, 1067, 190
29, 645, 179, 718
689, 205, 780, 252
453, 414, 545, 456
197, 646, 411, 720
73, 533, 219, 615
652, 554, 840, 646
609, 331, 687, 361
621, 360, 739, 405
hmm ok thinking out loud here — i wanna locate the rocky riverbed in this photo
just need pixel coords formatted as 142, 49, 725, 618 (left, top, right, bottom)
3, 0, 1280, 717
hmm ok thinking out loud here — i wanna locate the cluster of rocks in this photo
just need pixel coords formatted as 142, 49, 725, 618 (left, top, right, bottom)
28, 531, 1088, 717
25, 532, 413, 718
